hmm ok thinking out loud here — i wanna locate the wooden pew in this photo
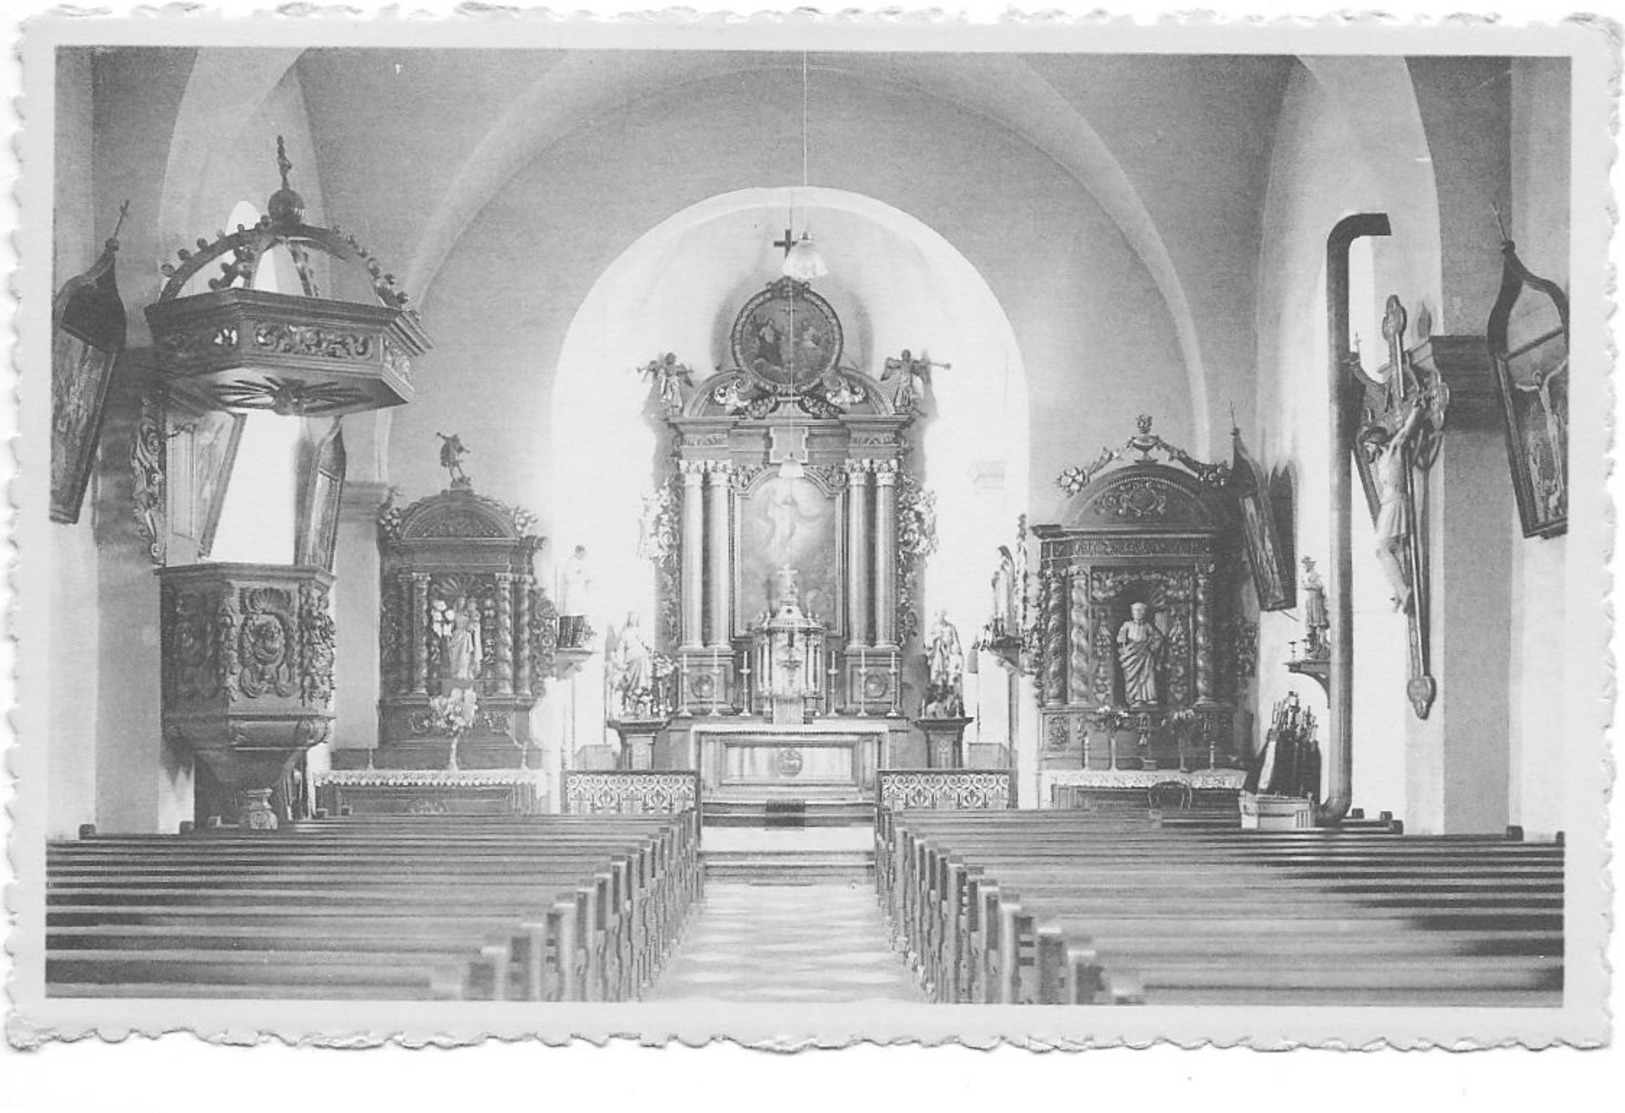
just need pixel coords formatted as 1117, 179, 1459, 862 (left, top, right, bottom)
47, 813, 701, 1002
879, 809, 1563, 1007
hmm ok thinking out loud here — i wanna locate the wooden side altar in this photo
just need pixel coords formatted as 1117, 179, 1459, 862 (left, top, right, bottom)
1032, 417, 1251, 804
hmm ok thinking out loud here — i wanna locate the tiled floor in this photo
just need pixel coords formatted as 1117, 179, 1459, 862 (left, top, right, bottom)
646, 882, 925, 1003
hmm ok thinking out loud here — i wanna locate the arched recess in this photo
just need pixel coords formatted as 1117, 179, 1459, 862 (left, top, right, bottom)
548, 185, 1030, 674
404, 53, 1212, 454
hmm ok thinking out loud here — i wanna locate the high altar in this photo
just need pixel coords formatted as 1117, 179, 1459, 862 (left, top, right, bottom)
641, 278, 928, 798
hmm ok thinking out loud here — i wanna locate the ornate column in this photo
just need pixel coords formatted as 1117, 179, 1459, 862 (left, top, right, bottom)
873, 459, 899, 648
705, 461, 732, 648
393, 571, 414, 696
493, 572, 515, 695
515, 574, 534, 697
410, 572, 430, 695
1194, 563, 1216, 704
845, 460, 871, 646
1041, 570, 1067, 706
680, 461, 705, 650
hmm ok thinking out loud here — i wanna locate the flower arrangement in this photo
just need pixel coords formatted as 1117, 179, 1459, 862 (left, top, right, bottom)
428, 687, 478, 734
427, 687, 479, 770
430, 596, 457, 640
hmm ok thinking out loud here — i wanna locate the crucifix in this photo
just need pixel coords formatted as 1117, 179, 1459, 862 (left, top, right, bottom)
1354, 294, 1449, 719
773, 229, 796, 258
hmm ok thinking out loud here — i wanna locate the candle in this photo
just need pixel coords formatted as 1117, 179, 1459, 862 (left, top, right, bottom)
857, 644, 868, 718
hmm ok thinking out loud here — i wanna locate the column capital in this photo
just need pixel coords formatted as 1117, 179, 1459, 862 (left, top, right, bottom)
844, 458, 873, 480
705, 460, 733, 483
679, 459, 707, 482
873, 459, 900, 485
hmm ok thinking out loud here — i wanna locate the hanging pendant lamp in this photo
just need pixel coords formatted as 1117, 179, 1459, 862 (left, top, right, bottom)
782, 53, 828, 281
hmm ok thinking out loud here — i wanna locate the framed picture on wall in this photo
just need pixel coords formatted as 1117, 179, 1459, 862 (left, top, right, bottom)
50, 206, 129, 525
1229, 426, 1294, 611
1488, 236, 1568, 539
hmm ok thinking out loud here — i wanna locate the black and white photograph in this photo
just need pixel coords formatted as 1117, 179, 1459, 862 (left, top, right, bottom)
3, 3, 1618, 1083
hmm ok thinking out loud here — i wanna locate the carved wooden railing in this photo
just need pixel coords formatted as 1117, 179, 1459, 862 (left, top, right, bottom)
876, 769, 1014, 812
561, 770, 701, 819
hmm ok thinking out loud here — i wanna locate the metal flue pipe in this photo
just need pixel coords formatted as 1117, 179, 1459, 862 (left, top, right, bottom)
1320, 214, 1391, 825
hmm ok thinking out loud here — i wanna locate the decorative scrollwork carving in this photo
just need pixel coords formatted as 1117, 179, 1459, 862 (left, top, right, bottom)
299, 581, 335, 706
130, 392, 166, 564
527, 586, 559, 682
877, 770, 1012, 811
895, 467, 937, 644
1092, 477, 1171, 519
416, 510, 506, 538
251, 322, 375, 360
1056, 414, 1229, 495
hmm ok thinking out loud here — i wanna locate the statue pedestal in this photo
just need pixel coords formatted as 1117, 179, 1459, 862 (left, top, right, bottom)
917, 716, 973, 769
609, 718, 667, 771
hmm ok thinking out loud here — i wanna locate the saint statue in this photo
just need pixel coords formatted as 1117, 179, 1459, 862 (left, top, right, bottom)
1116, 601, 1166, 706
558, 544, 594, 649
435, 432, 470, 487
442, 596, 482, 691
924, 610, 965, 719
990, 545, 1018, 640
1361, 398, 1427, 613
1300, 556, 1329, 660
607, 613, 652, 719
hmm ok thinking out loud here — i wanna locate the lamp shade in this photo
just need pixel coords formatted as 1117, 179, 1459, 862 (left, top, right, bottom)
782, 232, 828, 281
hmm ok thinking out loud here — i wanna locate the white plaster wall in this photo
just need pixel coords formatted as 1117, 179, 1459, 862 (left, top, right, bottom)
1506, 57, 1570, 841
394, 66, 1193, 526
46, 50, 102, 837
1253, 61, 1442, 823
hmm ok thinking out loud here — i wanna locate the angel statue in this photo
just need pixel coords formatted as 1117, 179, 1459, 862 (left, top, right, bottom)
880, 349, 950, 413
639, 352, 695, 417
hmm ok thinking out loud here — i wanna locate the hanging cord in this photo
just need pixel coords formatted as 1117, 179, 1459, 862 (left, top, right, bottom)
802, 52, 810, 189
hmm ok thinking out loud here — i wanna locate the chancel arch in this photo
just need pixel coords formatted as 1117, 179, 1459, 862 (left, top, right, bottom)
548, 186, 1030, 763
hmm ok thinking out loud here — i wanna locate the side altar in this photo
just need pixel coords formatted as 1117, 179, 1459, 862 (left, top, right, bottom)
630, 277, 938, 791
322, 468, 558, 815
1031, 417, 1258, 806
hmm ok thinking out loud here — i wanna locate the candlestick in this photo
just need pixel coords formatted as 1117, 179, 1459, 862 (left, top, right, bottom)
889, 655, 901, 717
857, 645, 868, 717
709, 646, 721, 717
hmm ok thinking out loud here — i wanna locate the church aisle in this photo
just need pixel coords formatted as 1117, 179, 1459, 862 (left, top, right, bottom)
645, 882, 925, 1004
